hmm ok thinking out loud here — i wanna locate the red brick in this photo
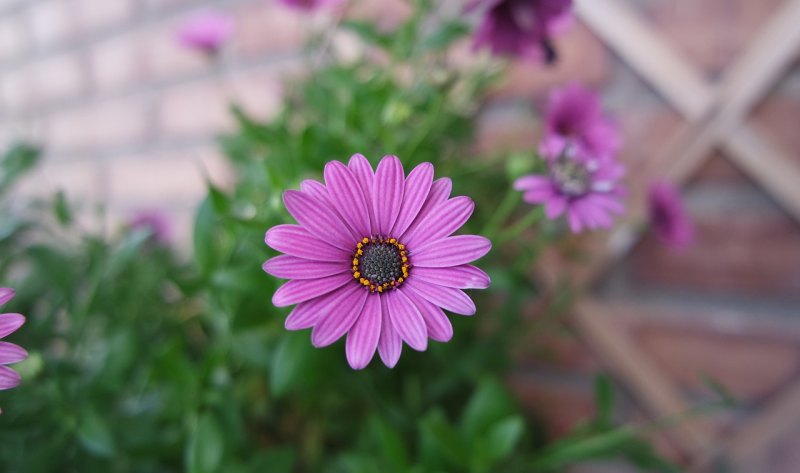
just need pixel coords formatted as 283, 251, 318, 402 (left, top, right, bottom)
30, 53, 85, 106
14, 158, 105, 203
506, 372, 596, 437
0, 14, 28, 62
89, 32, 148, 93
489, 23, 611, 99
474, 106, 540, 154
28, 0, 77, 49
74, 0, 136, 34
692, 153, 752, 184
233, 2, 307, 58
0, 67, 33, 113
46, 96, 152, 153
750, 93, 800, 168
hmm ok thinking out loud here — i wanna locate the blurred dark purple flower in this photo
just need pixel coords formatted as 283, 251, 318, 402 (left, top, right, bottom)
130, 211, 171, 245
176, 10, 234, 54
472, 0, 573, 62
515, 140, 626, 233
541, 82, 621, 160
648, 181, 694, 248
0, 288, 27, 398
277, 0, 343, 11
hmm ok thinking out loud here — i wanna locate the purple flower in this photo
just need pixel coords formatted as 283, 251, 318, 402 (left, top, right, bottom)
130, 210, 171, 245
648, 181, 694, 248
514, 141, 625, 233
176, 10, 234, 54
541, 83, 621, 160
0, 288, 27, 395
263, 155, 491, 369
277, 0, 343, 11
472, 0, 573, 62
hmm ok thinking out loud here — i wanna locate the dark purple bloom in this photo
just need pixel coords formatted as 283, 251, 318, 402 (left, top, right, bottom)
541, 82, 621, 160
0, 288, 27, 396
648, 181, 694, 248
514, 140, 625, 233
472, 0, 573, 62
263, 155, 491, 369
130, 210, 171, 245
277, 0, 343, 11
176, 10, 234, 54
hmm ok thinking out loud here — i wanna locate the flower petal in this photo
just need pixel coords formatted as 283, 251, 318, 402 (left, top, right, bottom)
265, 224, 350, 262
545, 195, 567, 219
405, 279, 476, 315
373, 156, 405, 235
0, 313, 24, 339
411, 235, 491, 268
0, 365, 20, 390
378, 295, 403, 368
0, 342, 27, 365
311, 285, 368, 347
412, 265, 490, 289
283, 190, 356, 250
385, 289, 427, 352
272, 273, 352, 307
325, 161, 371, 237
391, 162, 433, 237
348, 153, 377, 233
513, 175, 551, 191
404, 289, 453, 343
345, 295, 382, 369
263, 255, 349, 280
399, 178, 451, 242
404, 196, 474, 248
0, 288, 14, 306
300, 179, 331, 205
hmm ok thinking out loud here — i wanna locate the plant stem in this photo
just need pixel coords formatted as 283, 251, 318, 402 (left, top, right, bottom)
482, 187, 519, 239
496, 206, 544, 244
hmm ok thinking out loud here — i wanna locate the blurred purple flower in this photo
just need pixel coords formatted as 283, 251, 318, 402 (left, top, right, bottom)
263, 155, 491, 369
648, 181, 694, 248
514, 141, 626, 233
176, 10, 234, 54
277, 0, 343, 11
472, 0, 573, 62
130, 211, 171, 245
541, 82, 621, 160
0, 288, 28, 396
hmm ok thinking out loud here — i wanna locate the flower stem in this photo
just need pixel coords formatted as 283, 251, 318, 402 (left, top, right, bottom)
496, 206, 544, 244
482, 186, 519, 240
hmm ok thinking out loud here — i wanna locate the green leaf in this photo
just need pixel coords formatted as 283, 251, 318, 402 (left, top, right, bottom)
420, 409, 468, 468
187, 413, 224, 473
270, 332, 310, 397
420, 20, 470, 52
52, 191, 73, 226
0, 142, 40, 195
369, 415, 410, 472
77, 408, 116, 457
341, 21, 391, 49
594, 374, 615, 426
484, 416, 524, 461
193, 197, 219, 275
461, 378, 516, 439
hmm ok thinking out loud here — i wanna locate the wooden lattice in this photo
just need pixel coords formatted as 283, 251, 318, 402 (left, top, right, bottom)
565, 0, 800, 469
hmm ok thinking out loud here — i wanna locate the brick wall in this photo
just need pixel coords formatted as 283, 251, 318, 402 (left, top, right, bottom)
2, 0, 800, 470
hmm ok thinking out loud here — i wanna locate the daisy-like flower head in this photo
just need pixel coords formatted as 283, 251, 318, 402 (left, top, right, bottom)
176, 10, 234, 54
648, 180, 694, 248
541, 82, 621, 160
471, 0, 573, 62
277, 0, 344, 11
514, 139, 625, 233
0, 288, 28, 398
263, 155, 492, 369
130, 210, 171, 245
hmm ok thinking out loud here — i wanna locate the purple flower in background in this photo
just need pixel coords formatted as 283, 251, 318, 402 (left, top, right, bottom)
472, 0, 573, 62
277, 0, 343, 11
263, 155, 491, 369
176, 10, 234, 54
648, 181, 694, 248
514, 141, 625, 233
541, 83, 621, 160
130, 210, 171, 245
0, 288, 28, 398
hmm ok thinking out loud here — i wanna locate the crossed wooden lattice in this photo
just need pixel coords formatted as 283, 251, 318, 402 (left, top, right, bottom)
563, 0, 800, 469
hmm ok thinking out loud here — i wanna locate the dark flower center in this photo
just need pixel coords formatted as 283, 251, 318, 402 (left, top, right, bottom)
352, 237, 410, 293
550, 158, 591, 197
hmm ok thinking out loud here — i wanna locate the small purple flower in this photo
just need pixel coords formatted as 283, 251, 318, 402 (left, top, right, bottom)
263, 155, 491, 369
541, 82, 621, 160
472, 0, 573, 62
277, 0, 343, 11
0, 288, 28, 396
514, 141, 625, 233
648, 181, 694, 248
130, 210, 171, 245
176, 10, 234, 54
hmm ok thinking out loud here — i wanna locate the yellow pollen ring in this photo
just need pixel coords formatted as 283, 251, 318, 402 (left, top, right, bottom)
351, 235, 411, 293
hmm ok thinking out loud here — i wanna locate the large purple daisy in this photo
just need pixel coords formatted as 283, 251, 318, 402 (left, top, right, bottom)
0, 288, 27, 397
263, 155, 491, 369
514, 140, 625, 233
